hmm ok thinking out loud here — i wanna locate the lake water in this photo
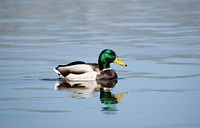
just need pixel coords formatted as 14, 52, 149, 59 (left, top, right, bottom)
0, 0, 200, 128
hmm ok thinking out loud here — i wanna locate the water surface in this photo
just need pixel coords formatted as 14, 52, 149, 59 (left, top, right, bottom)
0, 0, 200, 128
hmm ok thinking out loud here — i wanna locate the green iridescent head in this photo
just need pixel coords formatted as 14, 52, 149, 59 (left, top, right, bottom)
98, 49, 127, 70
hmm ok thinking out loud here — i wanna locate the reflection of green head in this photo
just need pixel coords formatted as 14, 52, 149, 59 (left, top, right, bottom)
98, 49, 127, 70
100, 88, 118, 104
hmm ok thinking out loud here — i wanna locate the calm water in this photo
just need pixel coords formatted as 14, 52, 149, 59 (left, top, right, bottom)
0, 0, 200, 128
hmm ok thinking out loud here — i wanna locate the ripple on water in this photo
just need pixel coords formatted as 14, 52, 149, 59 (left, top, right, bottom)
0, 108, 71, 113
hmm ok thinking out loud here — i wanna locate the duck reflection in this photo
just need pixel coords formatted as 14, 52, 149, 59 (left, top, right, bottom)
55, 79, 126, 114
55, 80, 101, 99
55, 79, 118, 98
99, 84, 127, 115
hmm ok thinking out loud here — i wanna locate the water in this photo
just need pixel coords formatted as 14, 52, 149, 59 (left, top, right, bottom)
0, 0, 200, 127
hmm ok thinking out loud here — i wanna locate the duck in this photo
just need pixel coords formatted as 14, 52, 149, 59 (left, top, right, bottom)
54, 49, 127, 81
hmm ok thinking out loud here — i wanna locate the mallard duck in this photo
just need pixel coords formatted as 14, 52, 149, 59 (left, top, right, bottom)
54, 49, 127, 81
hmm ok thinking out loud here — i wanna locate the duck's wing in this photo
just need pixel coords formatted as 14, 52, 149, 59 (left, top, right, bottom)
86, 63, 99, 72
54, 61, 99, 77
66, 61, 86, 66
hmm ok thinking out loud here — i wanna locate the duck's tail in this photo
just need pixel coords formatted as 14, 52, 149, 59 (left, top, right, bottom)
53, 67, 65, 79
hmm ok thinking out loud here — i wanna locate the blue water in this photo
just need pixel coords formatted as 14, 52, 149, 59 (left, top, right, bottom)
0, 0, 200, 128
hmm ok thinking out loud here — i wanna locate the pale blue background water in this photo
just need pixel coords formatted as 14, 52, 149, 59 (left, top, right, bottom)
0, 0, 200, 128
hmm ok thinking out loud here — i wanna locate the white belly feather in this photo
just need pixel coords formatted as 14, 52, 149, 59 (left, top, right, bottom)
66, 71, 98, 81
54, 64, 99, 81
65, 64, 94, 73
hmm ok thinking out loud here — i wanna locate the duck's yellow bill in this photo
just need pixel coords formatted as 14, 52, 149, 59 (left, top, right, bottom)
114, 57, 127, 67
